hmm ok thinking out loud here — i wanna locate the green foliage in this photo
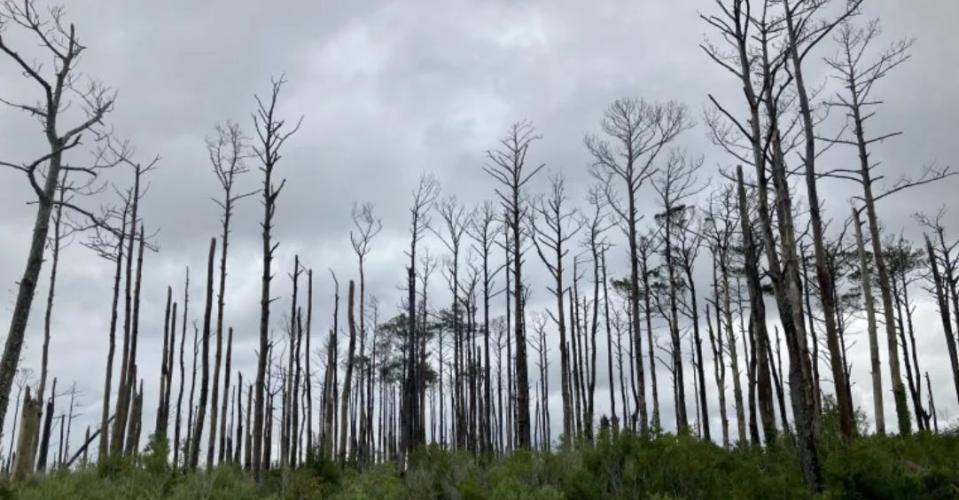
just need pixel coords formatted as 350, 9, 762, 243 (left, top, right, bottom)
12, 431, 959, 499
822, 432, 959, 499
333, 463, 405, 500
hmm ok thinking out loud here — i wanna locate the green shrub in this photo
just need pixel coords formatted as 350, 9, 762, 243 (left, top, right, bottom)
12, 429, 959, 499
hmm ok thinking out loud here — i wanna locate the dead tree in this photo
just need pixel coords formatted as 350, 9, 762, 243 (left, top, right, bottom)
189, 238, 217, 469
587, 98, 691, 433
185, 324, 198, 465
251, 76, 301, 480
918, 212, 959, 406
704, 186, 746, 445
822, 19, 953, 436
208, 120, 252, 466
734, 168, 777, 445
401, 174, 439, 456
37, 177, 71, 456
467, 201, 501, 454
304, 271, 314, 459
218, 328, 233, 462
885, 237, 927, 429
124, 380, 143, 457
11, 387, 41, 481
434, 196, 469, 450
235, 372, 245, 464
339, 281, 358, 463
35, 378, 56, 471
705, 303, 728, 447
852, 207, 885, 433
111, 152, 158, 457
651, 151, 703, 435
636, 233, 661, 428
779, 0, 863, 443
600, 244, 618, 429
173, 269, 190, 469
281, 256, 302, 469
530, 172, 582, 443
0, 1, 116, 434
350, 202, 382, 461
530, 315, 550, 450
703, 2, 822, 485
162, 300, 177, 443
582, 186, 611, 441
87, 203, 128, 461
484, 121, 546, 449
154, 287, 172, 439
321, 272, 340, 459
114, 206, 153, 456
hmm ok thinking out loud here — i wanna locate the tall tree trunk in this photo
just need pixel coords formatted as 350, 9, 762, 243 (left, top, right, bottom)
924, 235, 959, 405
339, 281, 358, 463
735, 167, 776, 445
783, 0, 855, 441
189, 238, 217, 469
854, 208, 885, 434
174, 270, 190, 469
155, 287, 173, 438
218, 328, 233, 462
112, 212, 138, 456
305, 271, 313, 458
100, 208, 128, 461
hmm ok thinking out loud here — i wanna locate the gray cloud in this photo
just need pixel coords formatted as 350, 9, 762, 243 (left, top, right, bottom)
1, 0, 957, 453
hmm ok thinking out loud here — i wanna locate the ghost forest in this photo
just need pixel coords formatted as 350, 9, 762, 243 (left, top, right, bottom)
1, 0, 958, 498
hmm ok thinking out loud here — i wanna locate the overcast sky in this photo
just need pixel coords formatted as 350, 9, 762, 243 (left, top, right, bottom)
1, 0, 958, 454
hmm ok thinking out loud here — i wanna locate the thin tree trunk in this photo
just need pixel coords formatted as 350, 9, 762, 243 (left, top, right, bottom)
189, 238, 217, 469
854, 208, 885, 434
339, 281, 358, 463
100, 209, 128, 461
174, 270, 190, 469
218, 328, 233, 463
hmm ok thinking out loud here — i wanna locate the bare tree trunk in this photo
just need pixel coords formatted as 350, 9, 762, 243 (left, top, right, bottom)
853, 208, 885, 434
112, 214, 138, 456
925, 235, 959, 405
252, 77, 300, 480
155, 287, 173, 439
305, 271, 314, 458
782, 0, 856, 442
683, 252, 710, 441
485, 123, 545, 449
735, 167, 776, 445
601, 249, 618, 428
100, 208, 128, 461
12, 389, 41, 481
37, 181, 67, 456
321, 274, 339, 459
339, 281, 358, 463
174, 270, 190, 469
926, 373, 939, 433
530, 175, 580, 444
36, 379, 56, 471
235, 373, 244, 464
0, 6, 113, 434
218, 328, 233, 463
190, 238, 217, 469
244, 382, 252, 469
125, 379, 143, 456
186, 324, 198, 465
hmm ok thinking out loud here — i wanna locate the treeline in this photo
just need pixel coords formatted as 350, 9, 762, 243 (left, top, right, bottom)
0, 0, 956, 493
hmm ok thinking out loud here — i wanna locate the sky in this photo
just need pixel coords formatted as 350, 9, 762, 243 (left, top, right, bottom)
1, 0, 958, 456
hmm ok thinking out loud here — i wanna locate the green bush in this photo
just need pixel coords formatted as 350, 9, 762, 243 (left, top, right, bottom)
11, 430, 959, 499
